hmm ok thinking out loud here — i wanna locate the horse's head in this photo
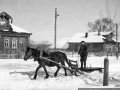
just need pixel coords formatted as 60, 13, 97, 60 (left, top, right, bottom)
24, 47, 32, 60
24, 47, 40, 61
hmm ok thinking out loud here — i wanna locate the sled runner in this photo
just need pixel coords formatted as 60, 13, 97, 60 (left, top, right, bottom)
79, 67, 103, 72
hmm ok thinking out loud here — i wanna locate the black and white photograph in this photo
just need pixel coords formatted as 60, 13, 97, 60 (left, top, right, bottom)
0, 0, 120, 90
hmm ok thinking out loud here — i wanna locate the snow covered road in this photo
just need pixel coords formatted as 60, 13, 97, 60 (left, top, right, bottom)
0, 56, 120, 90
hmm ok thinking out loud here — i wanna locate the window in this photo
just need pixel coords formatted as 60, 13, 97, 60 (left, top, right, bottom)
4, 39, 9, 48
12, 40, 17, 49
20, 41, 24, 47
0, 17, 6, 25
19, 38, 25, 48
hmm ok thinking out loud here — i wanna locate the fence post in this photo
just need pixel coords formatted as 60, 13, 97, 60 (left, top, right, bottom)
103, 57, 109, 86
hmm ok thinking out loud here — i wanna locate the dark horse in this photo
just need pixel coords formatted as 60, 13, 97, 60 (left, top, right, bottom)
24, 47, 70, 79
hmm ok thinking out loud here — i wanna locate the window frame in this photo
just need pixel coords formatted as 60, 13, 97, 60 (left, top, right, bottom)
19, 41, 24, 48
12, 39, 18, 49
4, 39, 9, 48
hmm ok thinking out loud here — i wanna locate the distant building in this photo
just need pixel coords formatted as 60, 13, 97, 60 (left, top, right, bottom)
68, 32, 119, 54
0, 11, 32, 58
50, 38, 69, 49
56, 38, 69, 49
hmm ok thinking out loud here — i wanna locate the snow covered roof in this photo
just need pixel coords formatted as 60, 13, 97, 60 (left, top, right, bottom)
68, 32, 111, 43
10, 24, 31, 34
0, 11, 13, 19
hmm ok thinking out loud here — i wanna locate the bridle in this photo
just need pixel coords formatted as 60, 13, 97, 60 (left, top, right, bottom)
27, 48, 50, 64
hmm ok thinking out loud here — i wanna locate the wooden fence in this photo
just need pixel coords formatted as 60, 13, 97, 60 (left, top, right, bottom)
0, 52, 24, 59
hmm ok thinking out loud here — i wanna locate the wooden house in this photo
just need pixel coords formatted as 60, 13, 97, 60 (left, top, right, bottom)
68, 32, 119, 55
0, 11, 32, 58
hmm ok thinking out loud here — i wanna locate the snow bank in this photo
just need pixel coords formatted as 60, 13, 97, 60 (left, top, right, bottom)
0, 72, 86, 90
0, 59, 87, 90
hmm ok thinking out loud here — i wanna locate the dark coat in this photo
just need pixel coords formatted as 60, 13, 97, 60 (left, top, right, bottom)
78, 44, 88, 56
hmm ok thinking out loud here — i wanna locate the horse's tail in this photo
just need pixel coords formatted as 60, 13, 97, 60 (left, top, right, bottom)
63, 53, 71, 67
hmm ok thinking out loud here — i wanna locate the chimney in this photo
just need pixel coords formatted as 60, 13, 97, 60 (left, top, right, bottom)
85, 33, 88, 38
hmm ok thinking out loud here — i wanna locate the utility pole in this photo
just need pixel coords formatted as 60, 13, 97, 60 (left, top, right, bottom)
54, 8, 59, 49
116, 23, 119, 59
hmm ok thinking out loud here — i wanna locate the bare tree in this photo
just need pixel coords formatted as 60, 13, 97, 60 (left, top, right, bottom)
30, 40, 51, 50
88, 17, 116, 34
37, 41, 51, 50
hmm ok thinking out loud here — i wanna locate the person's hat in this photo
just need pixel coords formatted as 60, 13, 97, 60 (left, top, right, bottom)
81, 41, 85, 43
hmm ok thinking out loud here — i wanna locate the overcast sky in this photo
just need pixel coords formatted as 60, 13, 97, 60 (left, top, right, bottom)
0, 0, 120, 43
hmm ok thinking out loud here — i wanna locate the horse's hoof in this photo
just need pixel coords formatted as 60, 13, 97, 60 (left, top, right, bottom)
44, 76, 49, 79
65, 74, 67, 76
33, 77, 36, 80
54, 73, 57, 77
31, 78, 36, 80
75, 74, 79, 76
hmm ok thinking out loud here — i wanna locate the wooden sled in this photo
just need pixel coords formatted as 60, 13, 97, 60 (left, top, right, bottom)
68, 59, 79, 75
68, 59, 103, 73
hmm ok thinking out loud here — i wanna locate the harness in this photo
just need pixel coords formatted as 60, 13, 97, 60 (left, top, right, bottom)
32, 49, 51, 65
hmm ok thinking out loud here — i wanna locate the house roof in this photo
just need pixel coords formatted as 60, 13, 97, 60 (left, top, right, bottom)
68, 32, 112, 43
0, 11, 31, 34
10, 24, 32, 34
0, 11, 13, 20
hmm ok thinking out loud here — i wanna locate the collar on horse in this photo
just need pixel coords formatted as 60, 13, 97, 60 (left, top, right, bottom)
32, 49, 51, 65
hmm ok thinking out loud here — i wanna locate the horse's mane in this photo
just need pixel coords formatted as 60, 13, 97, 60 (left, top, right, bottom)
27, 47, 50, 57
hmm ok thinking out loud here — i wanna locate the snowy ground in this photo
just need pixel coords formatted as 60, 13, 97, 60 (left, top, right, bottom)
0, 55, 120, 90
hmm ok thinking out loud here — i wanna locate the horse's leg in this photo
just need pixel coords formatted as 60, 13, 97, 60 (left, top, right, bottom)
63, 67, 67, 76
54, 65, 61, 77
33, 65, 42, 79
61, 61, 67, 76
42, 65, 49, 79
